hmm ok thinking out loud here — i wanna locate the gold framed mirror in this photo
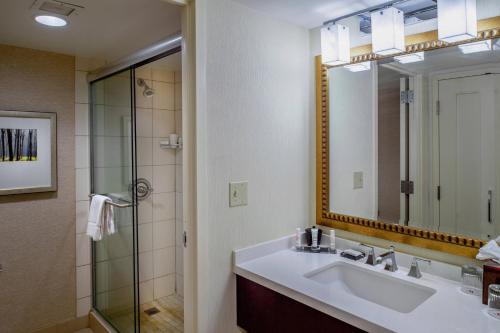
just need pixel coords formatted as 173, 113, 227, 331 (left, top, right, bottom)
316, 17, 500, 258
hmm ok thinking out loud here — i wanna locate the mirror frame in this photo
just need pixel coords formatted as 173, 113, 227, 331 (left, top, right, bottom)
316, 17, 500, 258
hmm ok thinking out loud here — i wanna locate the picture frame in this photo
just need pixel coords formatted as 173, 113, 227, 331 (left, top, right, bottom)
0, 110, 57, 195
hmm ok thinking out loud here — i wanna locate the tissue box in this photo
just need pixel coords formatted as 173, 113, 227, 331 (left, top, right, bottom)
483, 263, 500, 305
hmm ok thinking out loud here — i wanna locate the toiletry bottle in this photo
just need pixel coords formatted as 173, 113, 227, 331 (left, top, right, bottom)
330, 229, 336, 252
311, 227, 319, 248
295, 228, 302, 249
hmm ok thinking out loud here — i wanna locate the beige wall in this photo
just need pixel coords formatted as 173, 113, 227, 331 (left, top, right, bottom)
0, 45, 76, 332
195, 0, 311, 331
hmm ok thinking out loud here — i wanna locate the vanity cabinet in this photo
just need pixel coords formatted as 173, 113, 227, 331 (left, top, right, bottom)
236, 275, 366, 333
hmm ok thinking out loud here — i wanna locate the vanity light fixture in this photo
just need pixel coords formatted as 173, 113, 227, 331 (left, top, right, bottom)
34, 15, 68, 27
437, 0, 477, 43
344, 61, 371, 72
458, 40, 492, 54
321, 24, 350, 65
394, 52, 425, 64
371, 7, 405, 56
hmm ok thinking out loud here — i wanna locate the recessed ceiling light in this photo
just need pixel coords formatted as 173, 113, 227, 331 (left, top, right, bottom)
35, 15, 67, 27
458, 40, 491, 54
394, 52, 425, 64
344, 61, 371, 72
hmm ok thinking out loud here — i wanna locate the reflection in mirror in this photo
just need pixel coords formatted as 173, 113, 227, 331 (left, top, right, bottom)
329, 38, 500, 240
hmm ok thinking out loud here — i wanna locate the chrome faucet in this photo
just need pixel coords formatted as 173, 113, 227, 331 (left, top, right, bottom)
375, 245, 398, 272
408, 257, 431, 279
359, 243, 376, 266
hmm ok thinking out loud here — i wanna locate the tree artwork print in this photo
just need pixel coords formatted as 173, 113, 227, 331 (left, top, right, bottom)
0, 128, 37, 162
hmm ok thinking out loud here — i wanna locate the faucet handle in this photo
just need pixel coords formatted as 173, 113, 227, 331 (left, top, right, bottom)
359, 243, 375, 265
408, 257, 431, 279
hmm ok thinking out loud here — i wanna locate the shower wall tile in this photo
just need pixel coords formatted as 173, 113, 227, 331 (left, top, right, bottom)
76, 296, 91, 317
153, 138, 176, 165
152, 81, 174, 110
153, 220, 175, 249
137, 166, 153, 185
137, 137, 153, 166
176, 274, 184, 297
152, 68, 174, 83
139, 251, 154, 282
136, 67, 152, 80
175, 165, 182, 193
75, 168, 90, 201
76, 265, 91, 299
175, 193, 183, 221
136, 108, 153, 137
174, 71, 181, 83
154, 274, 175, 299
75, 103, 89, 135
104, 75, 131, 108
152, 192, 175, 221
153, 247, 175, 277
75, 135, 89, 169
153, 109, 175, 137
103, 105, 132, 137
176, 246, 183, 275
140, 280, 154, 304
138, 196, 153, 224
75, 71, 89, 104
175, 82, 182, 111
76, 200, 89, 234
153, 165, 175, 193
175, 220, 183, 247
76, 233, 91, 267
138, 223, 153, 253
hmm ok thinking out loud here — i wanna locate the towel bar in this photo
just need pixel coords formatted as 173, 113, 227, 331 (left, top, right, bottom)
88, 194, 135, 208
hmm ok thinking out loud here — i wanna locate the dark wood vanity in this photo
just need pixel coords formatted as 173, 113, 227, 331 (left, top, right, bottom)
236, 275, 366, 333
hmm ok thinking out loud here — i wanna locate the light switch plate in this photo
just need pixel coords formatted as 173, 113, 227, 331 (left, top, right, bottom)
229, 181, 248, 207
353, 171, 363, 189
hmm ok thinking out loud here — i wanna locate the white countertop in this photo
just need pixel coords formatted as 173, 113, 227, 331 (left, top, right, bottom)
233, 234, 500, 333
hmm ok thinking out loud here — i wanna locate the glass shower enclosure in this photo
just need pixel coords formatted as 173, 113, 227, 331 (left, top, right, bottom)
90, 68, 140, 333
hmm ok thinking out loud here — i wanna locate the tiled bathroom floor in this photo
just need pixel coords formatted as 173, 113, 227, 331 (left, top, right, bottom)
140, 295, 184, 333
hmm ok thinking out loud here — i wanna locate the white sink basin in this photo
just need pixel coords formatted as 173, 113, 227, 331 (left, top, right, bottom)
305, 261, 436, 313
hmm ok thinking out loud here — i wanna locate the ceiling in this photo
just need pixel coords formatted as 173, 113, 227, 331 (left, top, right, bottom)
231, 0, 391, 29
0, 0, 181, 62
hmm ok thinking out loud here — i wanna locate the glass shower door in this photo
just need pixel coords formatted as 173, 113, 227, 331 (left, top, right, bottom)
90, 69, 139, 333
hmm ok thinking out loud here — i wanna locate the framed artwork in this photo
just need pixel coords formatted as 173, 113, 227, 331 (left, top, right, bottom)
0, 110, 57, 195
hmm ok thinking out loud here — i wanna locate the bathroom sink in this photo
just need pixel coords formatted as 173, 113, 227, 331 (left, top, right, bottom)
305, 261, 436, 313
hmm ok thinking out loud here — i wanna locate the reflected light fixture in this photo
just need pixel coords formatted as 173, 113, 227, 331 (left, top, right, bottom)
371, 7, 405, 56
438, 0, 477, 43
321, 24, 350, 65
34, 15, 67, 27
344, 61, 371, 72
394, 52, 425, 64
458, 40, 492, 54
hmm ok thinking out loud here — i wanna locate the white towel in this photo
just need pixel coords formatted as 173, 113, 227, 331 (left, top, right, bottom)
86, 195, 115, 241
476, 236, 500, 264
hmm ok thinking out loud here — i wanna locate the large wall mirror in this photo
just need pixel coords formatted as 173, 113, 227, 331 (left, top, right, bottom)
316, 14, 500, 258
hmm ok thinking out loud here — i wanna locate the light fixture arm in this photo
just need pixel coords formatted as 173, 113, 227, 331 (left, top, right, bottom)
323, 0, 403, 26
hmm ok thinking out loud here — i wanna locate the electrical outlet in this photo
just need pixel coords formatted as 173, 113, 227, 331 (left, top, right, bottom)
229, 181, 248, 207
353, 171, 363, 189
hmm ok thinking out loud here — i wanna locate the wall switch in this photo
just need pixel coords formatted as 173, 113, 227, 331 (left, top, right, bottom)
229, 181, 248, 207
353, 171, 363, 189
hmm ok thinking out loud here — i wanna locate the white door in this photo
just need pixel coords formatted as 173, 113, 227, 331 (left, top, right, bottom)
438, 74, 497, 239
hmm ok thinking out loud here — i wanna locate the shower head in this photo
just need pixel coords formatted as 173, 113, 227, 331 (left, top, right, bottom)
137, 78, 155, 98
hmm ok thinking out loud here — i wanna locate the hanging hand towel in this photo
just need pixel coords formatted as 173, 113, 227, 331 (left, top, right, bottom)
87, 195, 114, 241
476, 236, 500, 264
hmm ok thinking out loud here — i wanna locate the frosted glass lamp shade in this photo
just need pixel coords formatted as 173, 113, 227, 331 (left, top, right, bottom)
438, 0, 477, 43
371, 7, 405, 56
321, 24, 350, 65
